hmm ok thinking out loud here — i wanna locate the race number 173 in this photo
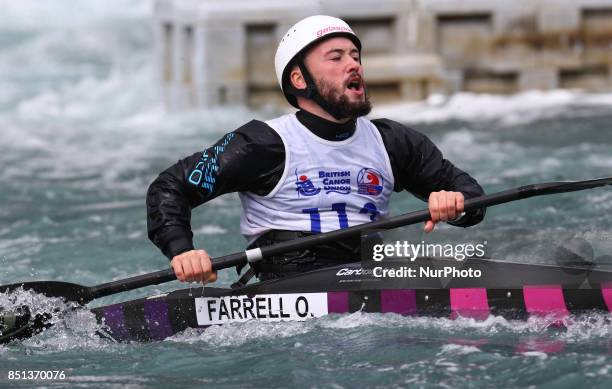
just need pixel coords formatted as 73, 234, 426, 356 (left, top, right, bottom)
7, 370, 66, 380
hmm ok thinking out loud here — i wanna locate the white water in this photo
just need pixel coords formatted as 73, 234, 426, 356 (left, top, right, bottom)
1, 2, 612, 388
371, 90, 612, 126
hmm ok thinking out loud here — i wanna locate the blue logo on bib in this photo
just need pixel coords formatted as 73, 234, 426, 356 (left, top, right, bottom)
319, 170, 351, 195
295, 169, 321, 197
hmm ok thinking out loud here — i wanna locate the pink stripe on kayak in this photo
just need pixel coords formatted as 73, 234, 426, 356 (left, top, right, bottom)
327, 291, 349, 313
450, 288, 489, 319
380, 289, 417, 315
601, 282, 612, 312
523, 285, 568, 318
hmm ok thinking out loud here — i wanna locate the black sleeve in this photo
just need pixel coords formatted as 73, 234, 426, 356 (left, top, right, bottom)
146, 120, 285, 260
372, 118, 485, 227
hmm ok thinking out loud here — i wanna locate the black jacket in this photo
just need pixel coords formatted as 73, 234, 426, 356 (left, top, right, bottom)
147, 110, 486, 260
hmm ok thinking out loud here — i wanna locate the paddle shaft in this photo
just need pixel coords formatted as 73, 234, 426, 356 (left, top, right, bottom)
86, 177, 612, 300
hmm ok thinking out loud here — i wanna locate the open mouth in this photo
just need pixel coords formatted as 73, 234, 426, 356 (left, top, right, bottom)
346, 77, 363, 93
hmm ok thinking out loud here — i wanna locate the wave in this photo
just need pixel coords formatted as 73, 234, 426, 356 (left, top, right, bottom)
371, 90, 612, 126
0, 0, 151, 30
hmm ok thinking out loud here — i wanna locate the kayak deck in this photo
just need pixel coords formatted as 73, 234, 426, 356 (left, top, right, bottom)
92, 286, 612, 343
91, 258, 612, 342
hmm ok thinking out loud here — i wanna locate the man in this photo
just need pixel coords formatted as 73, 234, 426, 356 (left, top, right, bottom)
147, 15, 485, 285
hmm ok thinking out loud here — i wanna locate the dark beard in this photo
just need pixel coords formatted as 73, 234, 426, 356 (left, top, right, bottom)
316, 77, 372, 119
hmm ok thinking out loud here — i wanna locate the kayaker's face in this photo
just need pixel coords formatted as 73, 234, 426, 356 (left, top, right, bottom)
303, 37, 371, 117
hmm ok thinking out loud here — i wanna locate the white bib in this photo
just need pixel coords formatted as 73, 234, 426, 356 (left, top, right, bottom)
239, 114, 395, 243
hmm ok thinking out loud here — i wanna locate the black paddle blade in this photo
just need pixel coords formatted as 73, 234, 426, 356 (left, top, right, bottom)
0, 307, 53, 344
0, 281, 92, 304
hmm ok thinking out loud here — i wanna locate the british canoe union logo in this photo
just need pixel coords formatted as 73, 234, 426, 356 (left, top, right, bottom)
357, 168, 383, 196
319, 170, 351, 195
295, 169, 321, 197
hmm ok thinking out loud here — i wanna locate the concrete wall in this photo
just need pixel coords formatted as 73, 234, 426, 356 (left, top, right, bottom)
154, 0, 612, 110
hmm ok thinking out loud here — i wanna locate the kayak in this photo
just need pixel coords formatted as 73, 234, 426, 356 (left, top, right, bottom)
2, 177, 611, 344
91, 257, 612, 342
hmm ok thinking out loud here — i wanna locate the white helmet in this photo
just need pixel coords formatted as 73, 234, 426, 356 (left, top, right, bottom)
274, 15, 362, 108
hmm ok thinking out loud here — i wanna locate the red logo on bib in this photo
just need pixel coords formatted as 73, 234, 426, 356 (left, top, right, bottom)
357, 168, 383, 196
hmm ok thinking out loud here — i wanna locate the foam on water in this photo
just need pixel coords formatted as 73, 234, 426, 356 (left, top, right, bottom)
371, 90, 612, 125
159, 310, 612, 356
169, 320, 314, 347
0, 0, 150, 30
0, 289, 127, 352
0, 288, 76, 339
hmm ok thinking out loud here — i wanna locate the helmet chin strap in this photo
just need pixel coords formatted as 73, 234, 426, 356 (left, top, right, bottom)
288, 59, 348, 121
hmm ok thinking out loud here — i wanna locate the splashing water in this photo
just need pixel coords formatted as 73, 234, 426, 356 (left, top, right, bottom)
1, 1, 612, 388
